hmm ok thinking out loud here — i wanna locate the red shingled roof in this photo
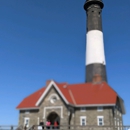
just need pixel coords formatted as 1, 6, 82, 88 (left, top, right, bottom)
66, 82, 117, 105
17, 87, 46, 109
16, 81, 117, 109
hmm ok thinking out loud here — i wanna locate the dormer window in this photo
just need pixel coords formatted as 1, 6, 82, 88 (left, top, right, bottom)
25, 110, 30, 114
97, 106, 103, 111
80, 107, 86, 112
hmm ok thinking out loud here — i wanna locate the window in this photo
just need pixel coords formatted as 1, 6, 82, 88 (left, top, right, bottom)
80, 116, 86, 126
114, 118, 116, 126
117, 110, 119, 115
97, 116, 104, 126
25, 110, 30, 114
120, 121, 122, 126
24, 117, 30, 127
50, 96, 57, 103
119, 112, 122, 117
117, 119, 120, 130
37, 117, 39, 125
97, 107, 103, 111
49, 94, 59, 103
80, 107, 86, 112
117, 119, 119, 126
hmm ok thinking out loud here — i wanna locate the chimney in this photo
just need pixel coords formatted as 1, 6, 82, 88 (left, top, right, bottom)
46, 80, 52, 86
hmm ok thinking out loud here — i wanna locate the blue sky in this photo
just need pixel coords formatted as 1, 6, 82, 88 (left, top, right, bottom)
0, 0, 130, 125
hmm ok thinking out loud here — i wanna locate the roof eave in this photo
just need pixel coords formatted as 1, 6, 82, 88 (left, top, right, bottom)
16, 107, 39, 110
68, 103, 116, 107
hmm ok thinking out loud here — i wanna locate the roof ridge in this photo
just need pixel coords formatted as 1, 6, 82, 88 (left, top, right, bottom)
68, 89, 76, 105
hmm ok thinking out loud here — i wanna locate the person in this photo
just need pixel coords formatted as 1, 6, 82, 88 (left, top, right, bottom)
24, 124, 27, 130
54, 121, 58, 130
39, 119, 44, 130
46, 120, 51, 129
32, 125, 35, 130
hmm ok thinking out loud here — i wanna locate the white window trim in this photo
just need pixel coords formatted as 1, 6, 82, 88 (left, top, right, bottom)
24, 117, 30, 128
120, 121, 122, 126
120, 113, 122, 117
80, 107, 86, 112
37, 117, 39, 125
114, 118, 116, 126
43, 106, 63, 119
117, 110, 119, 115
117, 118, 120, 126
25, 110, 30, 114
80, 116, 86, 126
97, 116, 104, 126
97, 106, 103, 111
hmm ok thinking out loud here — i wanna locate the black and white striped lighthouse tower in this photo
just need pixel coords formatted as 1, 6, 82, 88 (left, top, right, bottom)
84, 0, 107, 83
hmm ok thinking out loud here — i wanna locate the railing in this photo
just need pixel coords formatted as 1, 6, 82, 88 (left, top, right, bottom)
0, 125, 22, 130
28, 125, 130, 130
0, 125, 130, 130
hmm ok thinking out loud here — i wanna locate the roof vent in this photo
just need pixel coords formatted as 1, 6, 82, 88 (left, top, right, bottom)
63, 84, 67, 88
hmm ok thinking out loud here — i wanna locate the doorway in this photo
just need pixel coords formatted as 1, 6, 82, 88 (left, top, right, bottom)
47, 112, 60, 128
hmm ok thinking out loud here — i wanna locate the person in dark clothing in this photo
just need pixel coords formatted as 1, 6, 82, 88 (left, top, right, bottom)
39, 119, 44, 129
24, 124, 27, 130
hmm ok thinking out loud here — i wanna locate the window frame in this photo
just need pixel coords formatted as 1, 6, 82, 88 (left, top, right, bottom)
97, 106, 103, 112
24, 117, 30, 128
114, 118, 116, 126
80, 116, 86, 126
25, 110, 30, 114
97, 116, 104, 126
80, 107, 86, 112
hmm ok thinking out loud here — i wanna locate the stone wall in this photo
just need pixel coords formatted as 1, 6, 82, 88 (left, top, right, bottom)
18, 110, 39, 127
73, 107, 115, 126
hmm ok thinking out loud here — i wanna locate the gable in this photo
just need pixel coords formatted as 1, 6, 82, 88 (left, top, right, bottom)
35, 81, 70, 106
38, 86, 69, 108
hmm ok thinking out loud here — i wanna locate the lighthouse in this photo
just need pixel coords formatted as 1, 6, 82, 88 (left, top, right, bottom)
84, 0, 107, 83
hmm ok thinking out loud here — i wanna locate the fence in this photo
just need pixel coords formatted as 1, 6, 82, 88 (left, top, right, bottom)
0, 125, 130, 130
0, 125, 19, 130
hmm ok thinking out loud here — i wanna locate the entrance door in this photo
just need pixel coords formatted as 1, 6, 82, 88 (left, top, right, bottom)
47, 112, 60, 128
